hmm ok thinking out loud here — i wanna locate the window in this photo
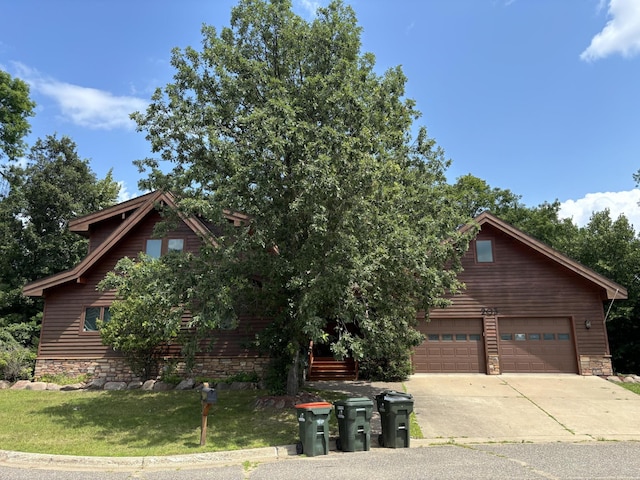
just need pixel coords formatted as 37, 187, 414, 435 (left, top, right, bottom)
441, 334, 453, 341
145, 238, 184, 259
528, 333, 541, 341
83, 306, 110, 332
558, 333, 570, 341
543, 333, 555, 340
469, 334, 481, 341
501, 333, 513, 341
427, 334, 439, 341
475, 239, 494, 263
455, 334, 467, 341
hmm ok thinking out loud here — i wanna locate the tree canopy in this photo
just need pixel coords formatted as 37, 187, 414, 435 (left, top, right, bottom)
0, 70, 35, 163
130, 0, 472, 393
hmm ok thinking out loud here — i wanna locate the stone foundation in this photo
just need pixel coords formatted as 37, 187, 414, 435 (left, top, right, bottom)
34, 356, 270, 382
579, 355, 613, 376
487, 355, 500, 375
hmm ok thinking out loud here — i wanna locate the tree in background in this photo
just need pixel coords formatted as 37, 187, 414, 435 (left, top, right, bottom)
0, 70, 36, 197
131, 0, 472, 394
0, 134, 119, 380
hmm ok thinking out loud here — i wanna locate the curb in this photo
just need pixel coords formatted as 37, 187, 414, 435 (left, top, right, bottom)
0, 445, 299, 471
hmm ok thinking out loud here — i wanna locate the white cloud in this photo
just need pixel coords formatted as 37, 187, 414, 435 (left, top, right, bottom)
559, 189, 640, 232
13, 63, 147, 131
295, 0, 324, 17
581, 0, 640, 61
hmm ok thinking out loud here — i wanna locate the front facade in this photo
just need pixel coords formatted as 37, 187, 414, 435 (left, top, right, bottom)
24, 195, 627, 382
412, 212, 627, 376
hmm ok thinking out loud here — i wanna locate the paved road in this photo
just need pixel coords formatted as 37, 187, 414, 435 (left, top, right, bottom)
2, 442, 640, 479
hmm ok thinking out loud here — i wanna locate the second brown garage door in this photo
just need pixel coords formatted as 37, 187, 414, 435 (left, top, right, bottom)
499, 318, 577, 373
413, 318, 486, 373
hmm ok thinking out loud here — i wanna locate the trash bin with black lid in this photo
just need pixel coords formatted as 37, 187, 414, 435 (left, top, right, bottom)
334, 397, 374, 452
375, 390, 413, 448
294, 402, 332, 456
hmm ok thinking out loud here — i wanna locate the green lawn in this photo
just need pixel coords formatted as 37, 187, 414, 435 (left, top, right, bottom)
0, 389, 303, 456
619, 382, 640, 395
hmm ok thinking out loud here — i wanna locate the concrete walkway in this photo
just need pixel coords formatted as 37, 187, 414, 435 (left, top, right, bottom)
311, 374, 640, 445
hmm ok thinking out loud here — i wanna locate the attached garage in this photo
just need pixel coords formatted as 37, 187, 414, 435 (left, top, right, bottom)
413, 318, 486, 373
499, 318, 577, 373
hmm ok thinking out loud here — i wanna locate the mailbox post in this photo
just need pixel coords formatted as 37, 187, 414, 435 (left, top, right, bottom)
199, 382, 217, 446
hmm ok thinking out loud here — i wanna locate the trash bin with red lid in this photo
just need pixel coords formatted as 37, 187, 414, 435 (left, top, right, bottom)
294, 402, 332, 456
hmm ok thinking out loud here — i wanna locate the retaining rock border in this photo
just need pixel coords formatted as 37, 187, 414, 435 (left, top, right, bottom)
0, 378, 261, 392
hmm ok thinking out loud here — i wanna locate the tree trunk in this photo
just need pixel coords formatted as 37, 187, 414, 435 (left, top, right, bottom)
286, 347, 300, 396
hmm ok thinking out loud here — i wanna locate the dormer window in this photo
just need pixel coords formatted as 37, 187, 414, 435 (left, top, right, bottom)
475, 239, 494, 263
145, 238, 185, 259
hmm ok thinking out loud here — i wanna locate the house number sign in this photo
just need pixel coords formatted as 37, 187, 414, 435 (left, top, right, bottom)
481, 307, 499, 315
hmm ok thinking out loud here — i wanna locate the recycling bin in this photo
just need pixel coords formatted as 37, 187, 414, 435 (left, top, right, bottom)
334, 397, 374, 452
294, 402, 332, 456
375, 390, 413, 448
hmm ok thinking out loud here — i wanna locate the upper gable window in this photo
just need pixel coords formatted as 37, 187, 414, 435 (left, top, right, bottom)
146, 238, 185, 259
475, 239, 494, 263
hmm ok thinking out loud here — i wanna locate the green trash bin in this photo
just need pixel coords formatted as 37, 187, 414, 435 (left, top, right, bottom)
375, 390, 413, 448
294, 402, 332, 457
334, 397, 373, 452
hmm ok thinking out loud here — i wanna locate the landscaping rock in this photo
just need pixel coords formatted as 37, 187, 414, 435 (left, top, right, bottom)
175, 378, 195, 390
153, 381, 174, 391
60, 383, 85, 391
10, 380, 31, 390
104, 381, 127, 391
87, 378, 107, 389
25, 382, 48, 390
46, 383, 62, 391
127, 381, 143, 390
623, 376, 637, 383
0, 381, 11, 389
141, 380, 156, 391
607, 375, 623, 383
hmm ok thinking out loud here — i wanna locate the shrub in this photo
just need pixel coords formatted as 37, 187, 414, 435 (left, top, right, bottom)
0, 344, 36, 382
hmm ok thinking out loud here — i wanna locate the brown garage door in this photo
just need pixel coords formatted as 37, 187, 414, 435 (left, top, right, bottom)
413, 318, 486, 373
499, 318, 577, 373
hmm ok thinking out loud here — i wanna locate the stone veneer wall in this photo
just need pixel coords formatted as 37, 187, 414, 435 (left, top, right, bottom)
487, 355, 500, 375
579, 355, 613, 376
35, 356, 270, 382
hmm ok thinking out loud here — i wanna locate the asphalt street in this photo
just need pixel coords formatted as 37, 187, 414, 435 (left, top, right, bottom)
2, 441, 640, 479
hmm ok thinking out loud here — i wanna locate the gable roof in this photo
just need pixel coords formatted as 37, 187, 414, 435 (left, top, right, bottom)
23, 191, 214, 297
467, 211, 627, 301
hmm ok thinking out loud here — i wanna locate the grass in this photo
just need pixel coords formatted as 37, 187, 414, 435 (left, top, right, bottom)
0, 386, 421, 456
0, 389, 300, 456
619, 382, 640, 395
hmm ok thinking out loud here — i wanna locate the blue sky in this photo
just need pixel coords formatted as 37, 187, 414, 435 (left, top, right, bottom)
1, 0, 640, 229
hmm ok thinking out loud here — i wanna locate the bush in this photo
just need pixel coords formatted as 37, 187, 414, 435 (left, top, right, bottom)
0, 344, 36, 382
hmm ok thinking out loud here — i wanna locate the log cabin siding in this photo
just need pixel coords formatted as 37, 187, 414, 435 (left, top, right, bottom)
37, 212, 208, 359
429, 224, 609, 359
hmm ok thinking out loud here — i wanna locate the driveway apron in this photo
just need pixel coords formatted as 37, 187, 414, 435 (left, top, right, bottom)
406, 374, 640, 444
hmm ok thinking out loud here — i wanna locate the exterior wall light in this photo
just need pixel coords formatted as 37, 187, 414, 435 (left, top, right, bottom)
585, 319, 592, 329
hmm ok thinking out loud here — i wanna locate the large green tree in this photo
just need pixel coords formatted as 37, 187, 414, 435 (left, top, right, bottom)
131, 0, 471, 393
0, 70, 36, 197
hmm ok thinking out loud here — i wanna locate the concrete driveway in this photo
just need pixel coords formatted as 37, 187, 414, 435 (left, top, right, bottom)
310, 374, 640, 444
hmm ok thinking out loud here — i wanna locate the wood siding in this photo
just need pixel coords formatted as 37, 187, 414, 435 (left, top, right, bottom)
38, 211, 267, 360
426, 224, 610, 360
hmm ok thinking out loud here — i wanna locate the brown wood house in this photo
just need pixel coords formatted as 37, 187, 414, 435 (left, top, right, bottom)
23, 191, 270, 382
24, 194, 627, 382
412, 211, 627, 376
